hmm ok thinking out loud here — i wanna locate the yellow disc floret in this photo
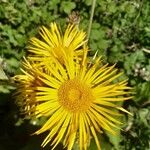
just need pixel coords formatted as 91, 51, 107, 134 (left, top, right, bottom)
58, 79, 94, 112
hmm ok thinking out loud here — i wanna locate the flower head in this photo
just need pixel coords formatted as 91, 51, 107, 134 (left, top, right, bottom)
14, 42, 132, 150
28, 22, 87, 66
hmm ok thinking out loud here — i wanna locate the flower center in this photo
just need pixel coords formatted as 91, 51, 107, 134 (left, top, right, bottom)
58, 79, 94, 112
68, 89, 81, 102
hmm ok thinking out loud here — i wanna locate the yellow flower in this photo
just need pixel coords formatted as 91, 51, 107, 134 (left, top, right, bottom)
27, 22, 87, 65
14, 59, 43, 115
14, 47, 132, 150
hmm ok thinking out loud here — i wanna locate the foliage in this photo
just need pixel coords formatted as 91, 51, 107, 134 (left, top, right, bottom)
0, 0, 150, 149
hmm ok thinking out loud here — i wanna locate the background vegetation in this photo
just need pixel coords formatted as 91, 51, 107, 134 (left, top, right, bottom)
0, 0, 150, 149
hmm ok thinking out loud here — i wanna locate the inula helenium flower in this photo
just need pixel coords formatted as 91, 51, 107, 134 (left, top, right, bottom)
28, 22, 87, 66
14, 23, 132, 150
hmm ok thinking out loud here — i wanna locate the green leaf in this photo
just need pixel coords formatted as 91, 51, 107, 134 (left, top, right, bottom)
139, 109, 149, 126
105, 129, 122, 150
61, 2, 76, 14
49, 0, 60, 8
85, 0, 92, 6
107, 2, 117, 13
0, 66, 8, 80
88, 134, 112, 150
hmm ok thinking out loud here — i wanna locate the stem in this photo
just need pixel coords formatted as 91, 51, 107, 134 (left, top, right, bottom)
87, 0, 97, 39
142, 48, 150, 54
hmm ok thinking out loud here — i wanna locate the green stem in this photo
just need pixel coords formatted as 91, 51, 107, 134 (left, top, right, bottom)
87, 0, 97, 39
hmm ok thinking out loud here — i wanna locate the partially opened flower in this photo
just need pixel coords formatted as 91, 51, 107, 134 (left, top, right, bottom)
14, 45, 132, 150
28, 22, 87, 66
14, 59, 43, 115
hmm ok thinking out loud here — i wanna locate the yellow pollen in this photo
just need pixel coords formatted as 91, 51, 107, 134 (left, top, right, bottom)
58, 79, 94, 112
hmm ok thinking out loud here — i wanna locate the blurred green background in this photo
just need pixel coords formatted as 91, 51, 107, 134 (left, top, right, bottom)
0, 0, 150, 149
